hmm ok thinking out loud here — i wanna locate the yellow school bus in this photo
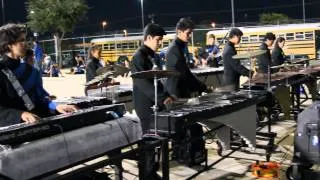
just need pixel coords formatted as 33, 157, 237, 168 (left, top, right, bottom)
90, 33, 176, 62
207, 23, 320, 59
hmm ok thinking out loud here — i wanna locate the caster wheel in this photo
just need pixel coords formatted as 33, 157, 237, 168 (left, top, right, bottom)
216, 141, 223, 156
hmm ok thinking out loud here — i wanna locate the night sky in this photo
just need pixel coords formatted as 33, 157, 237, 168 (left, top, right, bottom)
2, 0, 320, 34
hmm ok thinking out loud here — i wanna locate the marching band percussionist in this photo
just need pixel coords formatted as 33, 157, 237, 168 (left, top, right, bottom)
0, 24, 78, 127
166, 17, 207, 98
85, 45, 103, 82
198, 34, 220, 67
222, 28, 254, 90
271, 37, 286, 67
131, 23, 174, 133
257, 32, 276, 74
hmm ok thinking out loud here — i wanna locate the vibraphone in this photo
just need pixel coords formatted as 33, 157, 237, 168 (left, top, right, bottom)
243, 66, 320, 119
84, 68, 224, 110
87, 84, 133, 112
152, 90, 274, 152
191, 66, 224, 88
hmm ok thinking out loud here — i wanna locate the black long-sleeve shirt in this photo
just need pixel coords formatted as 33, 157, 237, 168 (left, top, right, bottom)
0, 55, 56, 126
131, 45, 170, 132
272, 46, 286, 66
257, 43, 272, 74
165, 38, 206, 98
86, 57, 102, 82
222, 41, 252, 90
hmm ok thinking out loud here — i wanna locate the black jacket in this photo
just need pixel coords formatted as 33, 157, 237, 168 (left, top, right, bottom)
0, 55, 54, 126
257, 43, 272, 73
131, 45, 170, 133
165, 38, 206, 98
222, 41, 251, 89
86, 57, 102, 82
272, 46, 286, 66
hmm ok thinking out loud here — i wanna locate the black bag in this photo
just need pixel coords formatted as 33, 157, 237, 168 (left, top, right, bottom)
173, 123, 207, 166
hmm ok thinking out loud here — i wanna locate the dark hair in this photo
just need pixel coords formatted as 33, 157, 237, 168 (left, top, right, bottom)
25, 49, 34, 58
87, 45, 101, 59
23, 49, 34, 62
176, 17, 195, 31
0, 23, 26, 55
208, 34, 215, 39
274, 37, 285, 49
143, 23, 166, 40
264, 32, 276, 41
229, 28, 243, 38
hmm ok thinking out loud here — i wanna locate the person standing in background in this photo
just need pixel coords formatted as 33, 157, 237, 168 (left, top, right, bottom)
271, 37, 286, 67
33, 40, 43, 74
257, 32, 276, 74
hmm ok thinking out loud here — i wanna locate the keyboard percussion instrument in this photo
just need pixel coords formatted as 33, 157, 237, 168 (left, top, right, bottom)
191, 67, 224, 88
152, 90, 269, 151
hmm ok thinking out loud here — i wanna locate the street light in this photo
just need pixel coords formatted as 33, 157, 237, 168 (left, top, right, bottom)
123, 29, 127, 36
1, 0, 5, 25
231, 0, 235, 27
211, 22, 216, 29
302, 0, 306, 23
140, 0, 145, 32
102, 21, 107, 33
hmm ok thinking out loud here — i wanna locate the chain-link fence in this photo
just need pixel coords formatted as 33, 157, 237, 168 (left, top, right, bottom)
38, 18, 320, 67
38, 28, 213, 67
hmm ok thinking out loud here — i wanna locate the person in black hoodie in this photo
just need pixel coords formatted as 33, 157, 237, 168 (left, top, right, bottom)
131, 23, 173, 133
0, 23, 78, 126
257, 32, 276, 74
85, 45, 103, 82
166, 17, 206, 98
271, 37, 286, 66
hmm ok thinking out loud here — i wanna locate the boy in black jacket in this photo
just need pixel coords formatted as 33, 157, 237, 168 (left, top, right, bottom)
166, 17, 207, 98
131, 23, 173, 133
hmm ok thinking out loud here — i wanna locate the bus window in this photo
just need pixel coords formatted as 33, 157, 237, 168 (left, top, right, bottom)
103, 44, 109, 50
305, 31, 314, 40
128, 43, 135, 49
295, 32, 304, 40
217, 38, 223, 43
117, 44, 122, 49
278, 34, 285, 38
241, 36, 249, 43
122, 43, 128, 49
315, 30, 320, 59
286, 33, 294, 40
249, 35, 258, 42
259, 35, 265, 42
163, 41, 169, 47
110, 44, 115, 50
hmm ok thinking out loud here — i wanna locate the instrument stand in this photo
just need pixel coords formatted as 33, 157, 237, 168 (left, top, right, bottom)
248, 57, 253, 98
267, 64, 271, 92
111, 77, 116, 104
152, 75, 159, 136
